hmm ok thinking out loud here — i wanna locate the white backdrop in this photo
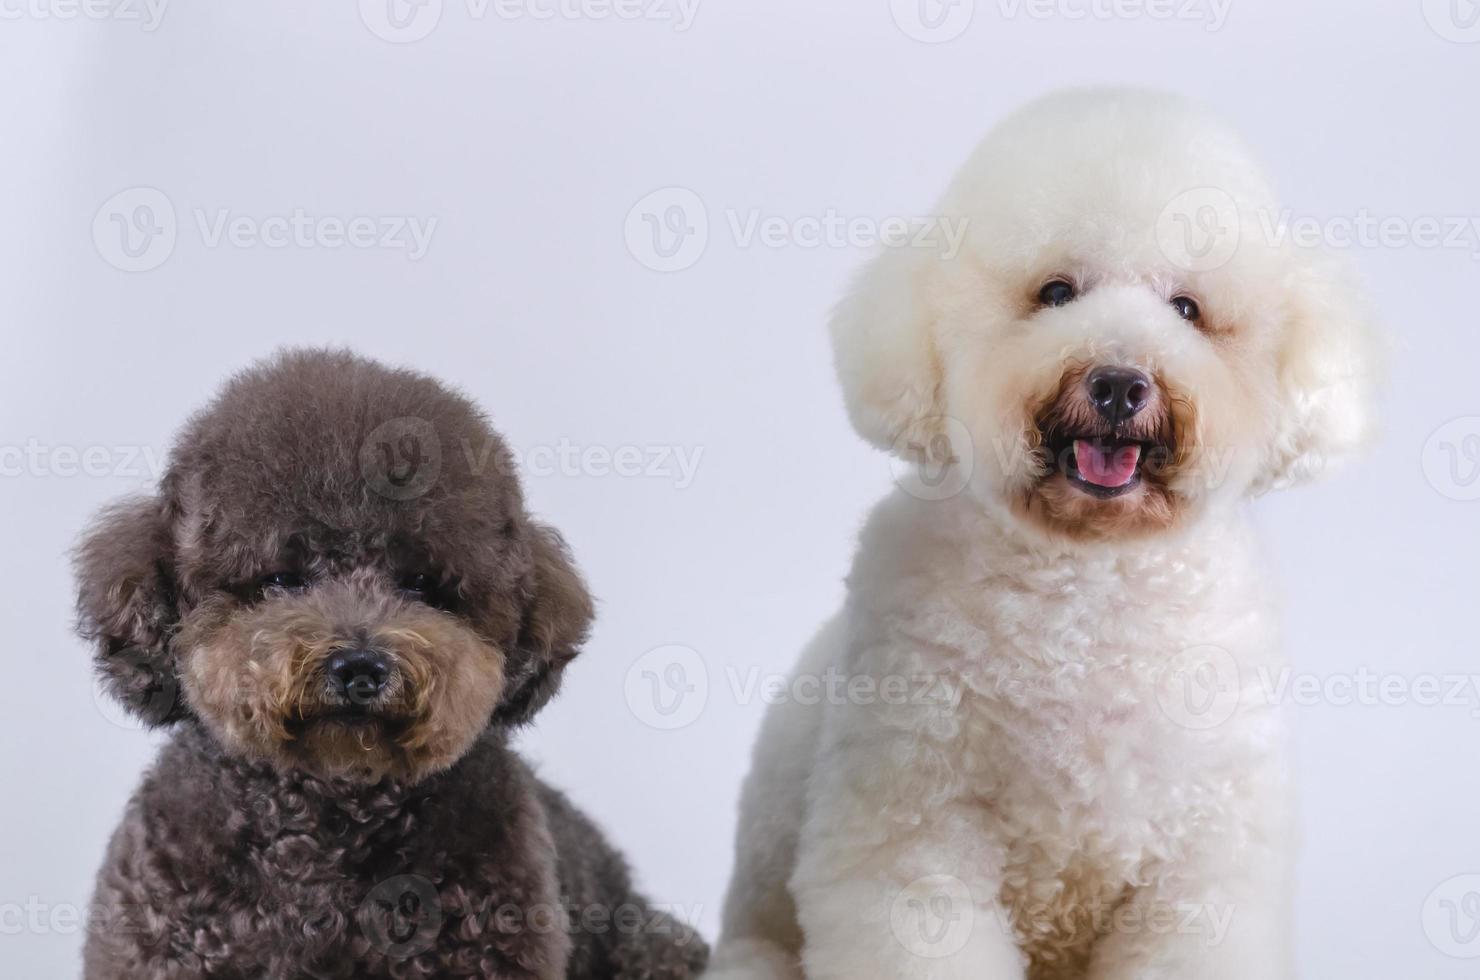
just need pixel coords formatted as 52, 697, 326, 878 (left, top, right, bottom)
2, 1, 1478, 976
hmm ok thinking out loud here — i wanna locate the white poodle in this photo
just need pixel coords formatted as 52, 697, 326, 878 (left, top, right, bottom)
705, 89, 1378, 980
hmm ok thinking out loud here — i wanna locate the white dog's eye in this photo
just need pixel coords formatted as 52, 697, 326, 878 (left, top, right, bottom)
1038, 279, 1076, 308
1171, 295, 1202, 323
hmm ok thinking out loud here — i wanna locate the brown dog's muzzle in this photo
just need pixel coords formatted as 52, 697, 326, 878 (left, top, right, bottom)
178, 574, 507, 784
328, 648, 393, 707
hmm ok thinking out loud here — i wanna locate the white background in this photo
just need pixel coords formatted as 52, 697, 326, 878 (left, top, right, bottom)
2, 1, 1478, 976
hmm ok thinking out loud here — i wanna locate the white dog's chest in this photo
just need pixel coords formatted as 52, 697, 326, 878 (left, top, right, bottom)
835, 495, 1287, 973
939, 626, 1263, 975
865, 546, 1277, 969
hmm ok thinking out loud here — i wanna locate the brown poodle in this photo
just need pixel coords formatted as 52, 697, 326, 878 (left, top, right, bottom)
75, 349, 708, 979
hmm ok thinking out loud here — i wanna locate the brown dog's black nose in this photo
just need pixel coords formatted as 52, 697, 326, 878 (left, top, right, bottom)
1087, 367, 1151, 425
328, 649, 391, 705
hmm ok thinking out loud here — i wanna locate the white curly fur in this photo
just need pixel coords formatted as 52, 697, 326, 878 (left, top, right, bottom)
705, 88, 1378, 980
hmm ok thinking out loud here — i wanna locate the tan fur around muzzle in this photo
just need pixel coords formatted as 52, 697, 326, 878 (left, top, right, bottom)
176, 573, 505, 783
1017, 363, 1200, 541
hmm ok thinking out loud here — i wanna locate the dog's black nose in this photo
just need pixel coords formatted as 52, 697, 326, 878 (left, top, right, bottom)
1087, 367, 1152, 424
327, 649, 391, 705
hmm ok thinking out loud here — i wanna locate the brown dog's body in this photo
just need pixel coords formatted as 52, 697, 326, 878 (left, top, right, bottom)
86, 726, 701, 979
76, 350, 706, 979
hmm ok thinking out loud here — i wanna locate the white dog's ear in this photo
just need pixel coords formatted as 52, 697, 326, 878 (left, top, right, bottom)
830, 246, 949, 462
1259, 250, 1382, 491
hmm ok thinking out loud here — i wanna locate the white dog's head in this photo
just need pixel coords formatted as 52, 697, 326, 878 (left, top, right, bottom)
834, 88, 1379, 543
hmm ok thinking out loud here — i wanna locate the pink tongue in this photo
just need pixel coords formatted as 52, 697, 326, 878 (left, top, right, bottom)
1074, 440, 1141, 488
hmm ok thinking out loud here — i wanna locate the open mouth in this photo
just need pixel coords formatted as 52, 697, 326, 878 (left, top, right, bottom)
1050, 435, 1149, 499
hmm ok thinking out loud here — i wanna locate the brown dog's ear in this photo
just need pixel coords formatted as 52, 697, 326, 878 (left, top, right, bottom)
74, 495, 184, 726
495, 522, 594, 726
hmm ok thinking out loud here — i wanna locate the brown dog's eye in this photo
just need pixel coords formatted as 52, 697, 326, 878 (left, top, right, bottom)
260, 572, 305, 592
1038, 279, 1076, 308
400, 573, 448, 607
1171, 295, 1201, 323
401, 573, 435, 595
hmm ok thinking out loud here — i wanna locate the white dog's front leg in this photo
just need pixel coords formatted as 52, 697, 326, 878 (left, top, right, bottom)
789, 714, 1027, 980
1086, 827, 1293, 980
792, 819, 1026, 980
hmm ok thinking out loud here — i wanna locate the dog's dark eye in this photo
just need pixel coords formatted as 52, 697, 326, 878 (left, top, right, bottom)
400, 573, 440, 602
1038, 279, 1076, 308
261, 571, 305, 592
1171, 295, 1201, 323
401, 573, 434, 593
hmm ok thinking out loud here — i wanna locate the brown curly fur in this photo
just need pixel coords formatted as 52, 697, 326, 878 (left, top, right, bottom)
1016, 363, 1199, 541
74, 348, 708, 979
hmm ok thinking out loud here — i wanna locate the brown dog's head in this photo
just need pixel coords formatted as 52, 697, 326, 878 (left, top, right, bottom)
75, 349, 592, 784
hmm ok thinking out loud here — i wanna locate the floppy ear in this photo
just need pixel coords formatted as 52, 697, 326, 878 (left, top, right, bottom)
495, 522, 594, 725
1258, 250, 1383, 491
830, 244, 950, 463
74, 495, 184, 726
